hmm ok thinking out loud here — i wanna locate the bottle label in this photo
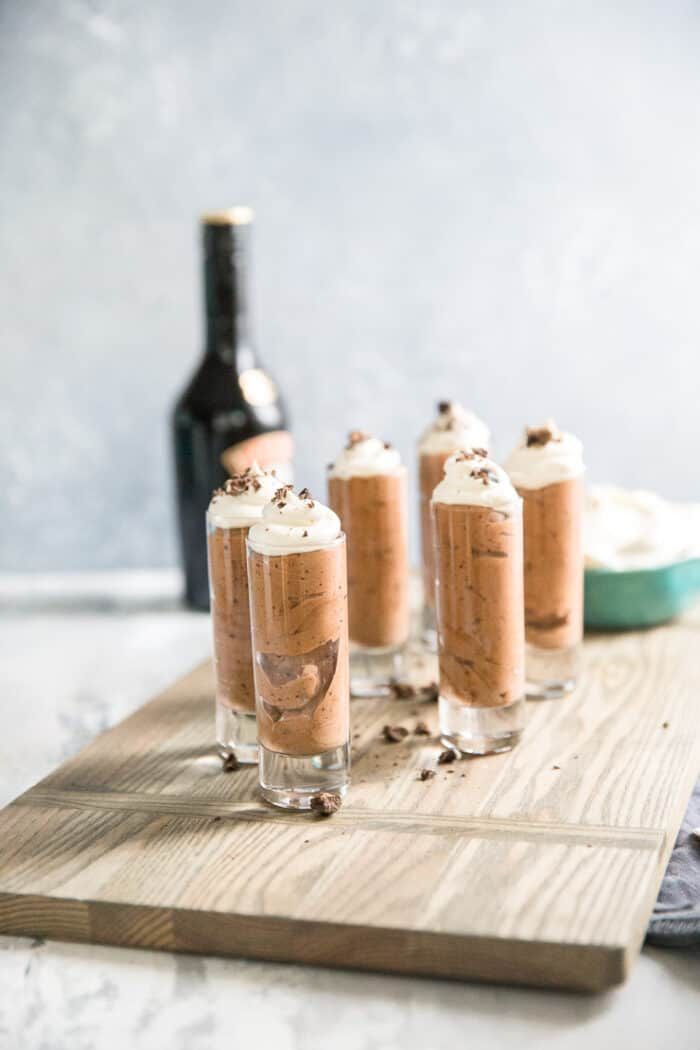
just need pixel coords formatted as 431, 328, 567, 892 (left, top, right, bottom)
221, 430, 294, 479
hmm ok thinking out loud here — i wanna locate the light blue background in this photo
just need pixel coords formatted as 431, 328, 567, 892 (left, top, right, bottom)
2, 1, 699, 571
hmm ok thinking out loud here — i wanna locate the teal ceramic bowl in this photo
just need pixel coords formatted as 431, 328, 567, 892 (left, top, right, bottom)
584, 558, 700, 630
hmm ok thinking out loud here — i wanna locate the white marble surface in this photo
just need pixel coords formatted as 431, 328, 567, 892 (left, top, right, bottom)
0, 572, 697, 1050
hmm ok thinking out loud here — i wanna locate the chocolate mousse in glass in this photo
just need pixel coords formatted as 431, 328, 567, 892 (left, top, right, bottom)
247, 486, 350, 809
505, 421, 585, 699
206, 464, 278, 763
432, 450, 525, 754
327, 431, 409, 696
418, 402, 490, 649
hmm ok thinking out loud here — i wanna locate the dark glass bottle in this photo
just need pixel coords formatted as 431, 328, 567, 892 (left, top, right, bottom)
172, 208, 292, 610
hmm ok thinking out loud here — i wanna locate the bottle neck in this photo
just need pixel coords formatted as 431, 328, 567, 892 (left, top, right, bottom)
203, 220, 257, 367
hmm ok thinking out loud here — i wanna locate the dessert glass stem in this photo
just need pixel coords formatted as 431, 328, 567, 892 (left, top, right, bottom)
526, 642, 581, 700
439, 694, 525, 755
215, 704, 258, 763
258, 742, 351, 809
350, 643, 405, 698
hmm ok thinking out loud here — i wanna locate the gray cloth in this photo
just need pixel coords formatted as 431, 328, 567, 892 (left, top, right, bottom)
647, 777, 700, 946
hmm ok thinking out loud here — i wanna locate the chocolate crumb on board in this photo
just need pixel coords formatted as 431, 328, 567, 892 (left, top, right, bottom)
437, 747, 459, 765
419, 768, 436, 781
390, 682, 415, 700
662, 721, 670, 729
421, 681, 439, 703
221, 753, 240, 772
414, 721, 430, 736
383, 724, 409, 743
310, 792, 342, 816
302, 530, 308, 538
552, 764, 561, 770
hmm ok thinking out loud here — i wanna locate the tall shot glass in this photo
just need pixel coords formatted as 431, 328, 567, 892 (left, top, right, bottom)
207, 513, 258, 763
432, 452, 525, 755
247, 533, 351, 809
328, 466, 409, 696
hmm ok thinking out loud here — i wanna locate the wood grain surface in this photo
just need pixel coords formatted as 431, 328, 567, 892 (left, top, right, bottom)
1, 608, 699, 992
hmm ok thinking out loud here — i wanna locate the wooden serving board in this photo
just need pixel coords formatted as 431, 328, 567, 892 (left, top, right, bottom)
1, 612, 699, 993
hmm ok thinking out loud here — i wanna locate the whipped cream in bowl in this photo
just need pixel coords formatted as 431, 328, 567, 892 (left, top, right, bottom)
248, 486, 342, 555
328, 431, 403, 479
419, 401, 490, 455
207, 463, 280, 528
505, 421, 585, 491
432, 448, 520, 510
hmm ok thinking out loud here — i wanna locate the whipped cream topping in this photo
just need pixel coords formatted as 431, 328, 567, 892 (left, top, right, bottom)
585, 486, 700, 570
432, 449, 520, 510
328, 431, 403, 479
207, 463, 279, 528
248, 485, 342, 555
505, 421, 585, 490
419, 401, 490, 455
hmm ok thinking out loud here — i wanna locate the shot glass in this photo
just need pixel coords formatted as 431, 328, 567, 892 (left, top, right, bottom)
433, 498, 525, 754
207, 513, 258, 763
328, 471, 409, 696
519, 477, 584, 698
247, 534, 351, 809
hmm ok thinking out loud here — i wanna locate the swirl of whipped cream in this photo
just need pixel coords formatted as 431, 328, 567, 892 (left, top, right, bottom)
248, 486, 342, 555
419, 401, 490, 455
328, 432, 402, 479
505, 422, 585, 491
432, 449, 520, 510
207, 463, 280, 528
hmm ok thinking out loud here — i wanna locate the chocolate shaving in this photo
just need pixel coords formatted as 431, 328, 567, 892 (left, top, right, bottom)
221, 753, 240, 772
414, 721, 430, 736
298, 487, 312, 500
302, 529, 308, 537
419, 768, 436, 781
310, 792, 342, 816
437, 400, 452, 414
470, 466, 499, 486
525, 421, 562, 447
390, 682, 415, 700
383, 724, 409, 743
437, 748, 459, 765
346, 430, 370, 449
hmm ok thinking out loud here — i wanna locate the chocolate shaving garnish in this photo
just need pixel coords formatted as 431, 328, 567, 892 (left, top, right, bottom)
470, 466, 499, 486
414, 721, 430, 736
437, 400, 452, 414
383, 441, 392, 449
390, 682, 415, 700
383, 724, 409, 743
437, 748, 459, 765
310, 792, 342, 816
298, 487, 312, 500
302, 529, 308, 537
221, 753, 240, 772
419, 768, 436, 781
525, 421, 561, 447
346, 430, 370, 449
327, 462, 334, 471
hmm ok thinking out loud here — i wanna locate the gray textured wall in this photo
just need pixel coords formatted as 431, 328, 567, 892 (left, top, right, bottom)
2, 1, 700, 572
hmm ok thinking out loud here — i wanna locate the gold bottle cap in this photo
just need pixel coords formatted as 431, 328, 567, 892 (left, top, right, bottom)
200, 206, 254, 226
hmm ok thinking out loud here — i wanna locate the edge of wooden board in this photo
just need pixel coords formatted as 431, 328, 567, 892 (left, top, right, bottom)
0, 892, 628, 993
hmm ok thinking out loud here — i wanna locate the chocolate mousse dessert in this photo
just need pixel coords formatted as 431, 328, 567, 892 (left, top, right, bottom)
506, 421, 585, 698
418, 402, 490, 647
247, 486, 350, 809
207, 464, 279, 762
432, 450, 525, 754
327, 431, 409, 695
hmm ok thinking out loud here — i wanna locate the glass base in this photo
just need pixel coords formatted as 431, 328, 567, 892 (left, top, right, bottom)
258, 742, 351, 810
216, 701, 258, 764
439, 694, 525, 755
350, 644, 406, 698
526, 642, 580, 700
421, 604, 437, 651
